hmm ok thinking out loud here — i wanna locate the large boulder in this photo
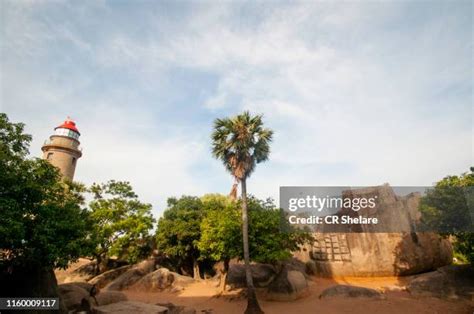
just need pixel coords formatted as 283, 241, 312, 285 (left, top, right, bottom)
93, 301, 168, 314
58, 282, 91, 312
226, 263, 276, 289
320, 285, 385, 300
407, 265, 474, 300
88, 265, 132, 289
282, 258, 308, 276
59, 281, 129, 312
134, 258, 157, 273
295, 186, 453, 277
103, 260, 157, 291
104, 268, 146, 291
266, 267, 308, 301
133, 268, 194, 292
305, 260, 317, 275
95, 291, 128, 306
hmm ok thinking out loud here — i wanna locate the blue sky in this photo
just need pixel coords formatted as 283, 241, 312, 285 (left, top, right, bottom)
1, 1, 472, 217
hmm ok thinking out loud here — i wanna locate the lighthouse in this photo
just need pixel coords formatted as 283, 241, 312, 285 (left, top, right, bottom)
41, 118, 82, 181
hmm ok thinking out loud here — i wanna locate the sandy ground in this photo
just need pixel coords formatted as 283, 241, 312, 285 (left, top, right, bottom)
124, 276, 474, 314
55, 260, 473, 313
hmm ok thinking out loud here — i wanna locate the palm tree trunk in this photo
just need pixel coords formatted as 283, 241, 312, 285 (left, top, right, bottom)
218, 258, 230, 292
193, 257, 201, 280
241, 178, 264, 314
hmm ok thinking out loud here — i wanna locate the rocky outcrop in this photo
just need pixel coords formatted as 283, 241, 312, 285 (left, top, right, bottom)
407, 265, 474, 300
304, 232, 452, 277
95, 291, 128, 306
58, 282, 91, 313
320, 285, 385, 299
226, 263, 276, 289
295, 185, 453, 277
58, 282, 128, 312
88, 265, 132, 289
104, 268, 147, 291
134, 258, 157, 273
103, 259, 157, 291
133, 268, 194, 292
266, 266, 308, 301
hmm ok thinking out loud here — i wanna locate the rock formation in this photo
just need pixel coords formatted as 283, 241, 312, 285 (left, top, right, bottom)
226, 263, 277, 289
319, 285, 385, 299
407, 265, 474, 300
132, 268, 195, 292
294, 185, 453, 277
266, 266, 308, 301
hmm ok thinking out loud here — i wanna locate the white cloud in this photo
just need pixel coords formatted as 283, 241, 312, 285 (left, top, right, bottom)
1, 1, 472, 214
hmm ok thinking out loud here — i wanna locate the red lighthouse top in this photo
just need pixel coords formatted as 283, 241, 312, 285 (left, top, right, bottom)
55, 117, 80, 135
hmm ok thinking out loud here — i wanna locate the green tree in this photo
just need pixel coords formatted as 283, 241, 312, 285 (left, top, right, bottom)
420, 167, 474, 265
87, 180, 155, 272
199, 195, 311, 290
198, 195, 241, 289
0, 113, 88, 301
155, 196, 204, 279
211, 111, 273, 314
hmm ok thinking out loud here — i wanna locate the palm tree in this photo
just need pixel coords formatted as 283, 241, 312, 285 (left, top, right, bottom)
211, 111, 273, 314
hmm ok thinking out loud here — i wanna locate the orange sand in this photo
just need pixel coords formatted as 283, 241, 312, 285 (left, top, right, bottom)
124, 276, 474, 314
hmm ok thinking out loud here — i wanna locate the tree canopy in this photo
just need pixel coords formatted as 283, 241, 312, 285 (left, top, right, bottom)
198, 195, 312, 265
155, 196, 204, 278
420, 167, 474, 264
0, 113, 88, 269
211, 111, 273, 180
87, 180, 155, 267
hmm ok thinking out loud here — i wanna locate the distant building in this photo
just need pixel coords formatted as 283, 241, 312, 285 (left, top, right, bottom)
41, 118, 82, 180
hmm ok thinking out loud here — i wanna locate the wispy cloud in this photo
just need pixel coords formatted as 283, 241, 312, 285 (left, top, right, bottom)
1, 1, 472, 215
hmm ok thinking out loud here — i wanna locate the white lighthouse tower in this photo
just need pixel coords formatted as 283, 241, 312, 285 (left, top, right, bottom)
41, 118, 82, 181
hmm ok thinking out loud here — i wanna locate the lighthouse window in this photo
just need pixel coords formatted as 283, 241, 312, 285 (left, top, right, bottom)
47, 153, 53, 160
54, 128, 79, 139
59, 128, 67, 136
72, 157, 76, 165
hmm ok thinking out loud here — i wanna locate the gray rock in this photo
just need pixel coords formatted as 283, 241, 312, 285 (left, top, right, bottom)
407, 265, 474, 300
133, 268, 194, 292
283, 258, 308, 276
58, 282, 90, 312
95, 291, 128, 306
294, 185, 453, 277
93, 301, 168, 313
102, 260, 158, 291
319, 285, 385, 299
135, 259, 157, 273
104, 268, 146, 291
266, 268, 308, 301
65, 282, 95, 294
305, 260, 317, 275
226, 263, 276, 288
88, 265, 132, 289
